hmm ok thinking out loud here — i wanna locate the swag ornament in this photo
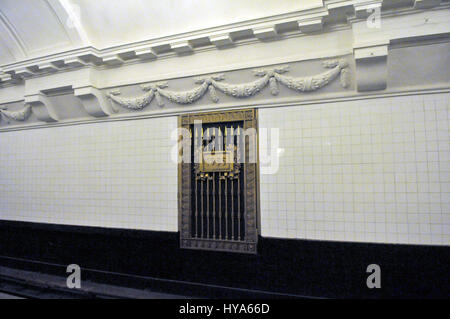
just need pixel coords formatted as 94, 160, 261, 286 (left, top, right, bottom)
106, 59, 350, 110
0, 105, 32, 122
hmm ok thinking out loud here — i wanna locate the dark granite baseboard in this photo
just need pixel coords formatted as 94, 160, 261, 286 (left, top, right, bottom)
0, 220, 448, 298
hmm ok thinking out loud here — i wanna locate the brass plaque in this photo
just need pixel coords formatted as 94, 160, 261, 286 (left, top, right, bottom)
199, 151, 234, 172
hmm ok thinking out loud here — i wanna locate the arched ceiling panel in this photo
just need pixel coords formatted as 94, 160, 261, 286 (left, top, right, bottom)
0, 35, 15, 65
0, 0, 86, 62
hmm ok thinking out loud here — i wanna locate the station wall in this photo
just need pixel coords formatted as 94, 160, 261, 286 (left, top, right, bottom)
0, 93, 449, 247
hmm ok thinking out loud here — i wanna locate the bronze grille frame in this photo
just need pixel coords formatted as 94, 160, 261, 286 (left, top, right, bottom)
178, 109, 259, 254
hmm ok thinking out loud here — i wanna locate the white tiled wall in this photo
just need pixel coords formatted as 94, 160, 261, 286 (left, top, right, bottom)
1, 94, 449, 244
0, 117, 178, 231
259, 93, 450, 245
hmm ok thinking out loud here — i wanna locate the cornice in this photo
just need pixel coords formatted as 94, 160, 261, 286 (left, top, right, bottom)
0, 0, 448, 87
0, 56, 353, 126
0, 23, 353, 84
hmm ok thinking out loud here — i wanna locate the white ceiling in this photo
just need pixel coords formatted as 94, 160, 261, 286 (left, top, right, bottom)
0, 0, 323, 65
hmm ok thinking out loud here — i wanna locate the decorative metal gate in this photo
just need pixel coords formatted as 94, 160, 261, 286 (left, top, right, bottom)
179, 110, 259, 253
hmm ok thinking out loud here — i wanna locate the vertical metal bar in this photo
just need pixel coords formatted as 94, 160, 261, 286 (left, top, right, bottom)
227, 126, 234, 240
212, 127, 217, 240
206, 174, 210, 238
236, 126, 241, 241
218, 127, 223, 240
212, 172, 216, 239
200, 176, 204, 238
194, 176, 198, 238
218, 173, 222, 240
205, 127, 210, 239
194, 126, 199, 238
224, 174, 228, 239
231, 174, 234, 240
199, 127, 204, 238
237, 176, 241, 241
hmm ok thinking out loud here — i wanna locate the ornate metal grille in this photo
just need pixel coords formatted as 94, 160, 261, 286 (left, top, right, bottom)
179, 110, 258, 253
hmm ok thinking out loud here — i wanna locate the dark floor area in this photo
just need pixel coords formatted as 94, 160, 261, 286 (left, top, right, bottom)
0, 264, 188, 299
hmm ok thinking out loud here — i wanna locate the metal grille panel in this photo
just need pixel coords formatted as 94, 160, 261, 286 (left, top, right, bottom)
179, 110, 258, 253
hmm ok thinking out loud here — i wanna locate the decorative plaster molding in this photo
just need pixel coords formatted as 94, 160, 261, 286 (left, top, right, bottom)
170, 41, 194, 54
253, 26, 278, 40
107, 59, 350, 110
63, 57, 88, 68
102, 55, 124, 66
13, 68, 35, 78
134, 48, 157, 60
211, 72, 272, 98
107, 82, 166, 110
298, 18, 324, 33
2, 88, 448, 132
0, 105, 32, 121
24, 94, 58, 122
157, 80, 209, 104
75, 86, 117, 117
0, 72, 12, 83
108, 86, 155, 110
209, 34, 233, 47
37, 63, 59, 73
273, 60, 349, 92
